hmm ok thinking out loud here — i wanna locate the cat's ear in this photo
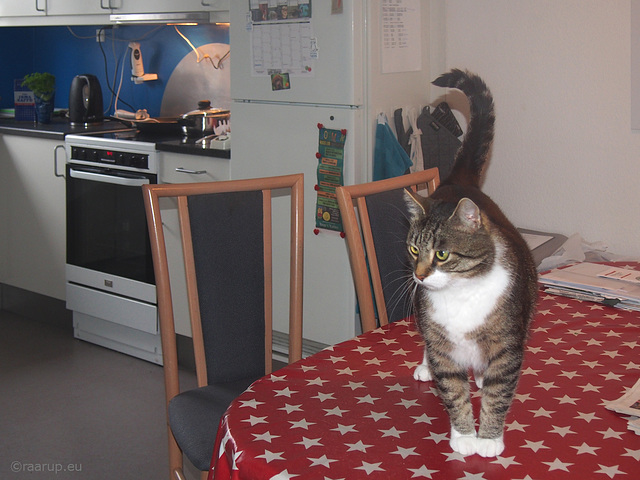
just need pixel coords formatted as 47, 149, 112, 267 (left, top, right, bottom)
451, 198, 482, 231
404, 189, 431, 218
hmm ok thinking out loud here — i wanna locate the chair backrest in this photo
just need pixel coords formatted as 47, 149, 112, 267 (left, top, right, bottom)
143, 174, 304, 398
336, 168, 440, 333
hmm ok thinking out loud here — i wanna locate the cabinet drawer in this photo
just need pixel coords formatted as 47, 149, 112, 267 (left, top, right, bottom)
160, 154, 230, 184
67, 283, 158, 334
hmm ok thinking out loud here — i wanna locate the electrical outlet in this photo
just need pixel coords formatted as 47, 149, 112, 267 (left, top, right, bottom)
96, 29, 105, 43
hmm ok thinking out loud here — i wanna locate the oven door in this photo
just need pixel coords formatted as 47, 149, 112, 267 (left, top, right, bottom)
66, 164, 157, 292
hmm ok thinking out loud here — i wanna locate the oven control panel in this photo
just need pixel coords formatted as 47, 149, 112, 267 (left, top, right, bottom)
71, 146, 149, 170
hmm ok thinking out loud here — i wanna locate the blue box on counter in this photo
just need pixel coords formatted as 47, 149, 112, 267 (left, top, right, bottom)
14, 79, 36, 121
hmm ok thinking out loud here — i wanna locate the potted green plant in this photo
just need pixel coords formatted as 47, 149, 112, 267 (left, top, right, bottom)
21, 72, 56, 123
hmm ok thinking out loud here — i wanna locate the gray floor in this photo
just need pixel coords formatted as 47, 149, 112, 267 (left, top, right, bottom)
0, 310, 200, 480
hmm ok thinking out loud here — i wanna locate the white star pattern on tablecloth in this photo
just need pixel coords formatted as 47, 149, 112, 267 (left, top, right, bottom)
257, 450, 284, 463
505, 420, 528, 432
408, 465, 438, 478
491, 456, 521, 468
396, 398, 420, 409
522, 440, 549, 452
331, 423, 357, 435
355, 461, 385, 474
529, 407, 555, 418
554, 394, 579, 405
542, 458, 573, 472
595, 464, 626, 478
279, 404, 302, 414
548, 425, 576, 437
336, 366, 358, 376
212, 268, 640, 480
356, 394, 379, 404
243, 415, 268, 426
253, 431, 280, 442
269, 470, 298, 480
313, 392, 335, 402
411, 413, 436, 424
392, 446, 420, 459
622, 448, 640, 460
344, 381, 366, 390
571, 442, 600, 455
458, 471, 485, 479
308, 454, 337, 468
274, 387, 297, 398
324, 406, 348, 417
296, 437, 322, 449
307, 376, 329, 386
574, 411, 600, 422
345, 440, 372, 452
598, 427, 625, 440
289, 418, 315, 430
239, 398, 265, 409
365, 411, 390, 422
379, 426, 406, 438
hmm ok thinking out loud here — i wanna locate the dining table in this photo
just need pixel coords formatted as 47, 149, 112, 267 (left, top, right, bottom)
209, 262, 640, 479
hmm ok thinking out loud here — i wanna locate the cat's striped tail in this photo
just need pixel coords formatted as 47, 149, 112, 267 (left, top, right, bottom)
432, 69, 495, 188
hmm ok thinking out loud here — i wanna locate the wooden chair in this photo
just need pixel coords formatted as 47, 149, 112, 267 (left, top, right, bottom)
336, 168, 440, 333
142, 174, 304, 480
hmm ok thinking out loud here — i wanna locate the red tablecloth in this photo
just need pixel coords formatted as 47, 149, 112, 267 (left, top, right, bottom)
210, 263, 640, 479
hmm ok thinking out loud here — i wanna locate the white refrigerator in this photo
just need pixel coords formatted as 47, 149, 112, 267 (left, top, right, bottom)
229, 0, 437, 349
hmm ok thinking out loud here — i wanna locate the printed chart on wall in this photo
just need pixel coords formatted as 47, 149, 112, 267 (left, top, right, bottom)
381, 0, 421, 73
248, 0, 315, 81
316, 127, 346, 232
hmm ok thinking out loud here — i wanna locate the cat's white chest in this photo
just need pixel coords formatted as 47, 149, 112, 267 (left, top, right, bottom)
425, 264, 510, 367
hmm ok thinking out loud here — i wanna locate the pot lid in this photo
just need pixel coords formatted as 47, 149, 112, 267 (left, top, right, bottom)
181, 100, 229, 118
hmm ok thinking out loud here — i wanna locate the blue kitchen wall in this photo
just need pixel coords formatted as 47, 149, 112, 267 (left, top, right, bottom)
0, 23, 229, 118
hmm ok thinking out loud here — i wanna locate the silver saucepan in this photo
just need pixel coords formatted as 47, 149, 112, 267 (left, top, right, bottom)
178, 100, 230, 136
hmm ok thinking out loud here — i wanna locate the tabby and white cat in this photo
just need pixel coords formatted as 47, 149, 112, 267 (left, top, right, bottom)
405, 69, 538, 458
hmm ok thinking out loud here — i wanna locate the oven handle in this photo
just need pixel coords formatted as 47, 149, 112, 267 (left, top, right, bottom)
69, 168, 150, 187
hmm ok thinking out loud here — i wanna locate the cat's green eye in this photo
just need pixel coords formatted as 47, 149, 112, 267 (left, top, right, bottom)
409, 245, 419, 256
435, 250, 450, 261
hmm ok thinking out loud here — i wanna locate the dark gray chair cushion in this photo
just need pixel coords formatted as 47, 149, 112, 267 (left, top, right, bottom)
365, 188, 413, 323
168, 377, 259, 471
187, 191, 266, 384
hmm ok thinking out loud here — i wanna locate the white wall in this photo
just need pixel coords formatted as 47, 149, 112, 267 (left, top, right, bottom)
439, 0, 640, 257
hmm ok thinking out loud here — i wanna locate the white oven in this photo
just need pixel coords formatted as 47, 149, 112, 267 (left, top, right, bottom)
65, 131, 162, 364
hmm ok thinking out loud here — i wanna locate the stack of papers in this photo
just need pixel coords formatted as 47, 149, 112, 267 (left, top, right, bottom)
605, 377, 640, 435
539, 263, 640, 311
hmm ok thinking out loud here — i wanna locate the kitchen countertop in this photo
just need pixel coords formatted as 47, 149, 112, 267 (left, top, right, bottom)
0, 117, 230, 158
0, 117, 131, 140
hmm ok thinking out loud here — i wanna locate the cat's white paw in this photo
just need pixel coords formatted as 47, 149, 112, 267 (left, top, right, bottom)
450, 427, 477, 456
475, 436, 505, 457
414, 350, 432, 382
413, 364, 432, 382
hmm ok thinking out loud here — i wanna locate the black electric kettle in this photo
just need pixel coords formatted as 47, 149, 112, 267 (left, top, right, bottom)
69, 74, 104, 126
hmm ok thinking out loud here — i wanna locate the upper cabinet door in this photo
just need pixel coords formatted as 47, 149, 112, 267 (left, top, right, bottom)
109, 0, 228, 13
0, 0, 229, 18
0, 0, 47, 16
0, 1, 108, 17
46, 0, 111, 15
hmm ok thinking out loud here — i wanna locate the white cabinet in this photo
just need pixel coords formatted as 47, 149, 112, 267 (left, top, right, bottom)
159, 151, 230, 184
110, 0, 228, 14
158, 151, 230, 337
0, 0, 229, 25
0, 1, 47, 17
0, 0, 107, 17
0, 135, 67, 300
46, 0, 111, 16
